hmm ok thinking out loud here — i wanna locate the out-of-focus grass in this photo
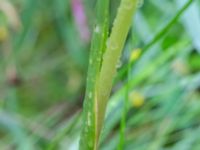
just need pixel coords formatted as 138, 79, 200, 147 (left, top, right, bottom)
0, 0, 199, 150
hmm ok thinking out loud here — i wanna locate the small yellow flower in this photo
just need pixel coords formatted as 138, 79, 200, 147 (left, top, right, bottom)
0, 25, 8, 42
130, 48, 142, 62
129, 91, 145, 108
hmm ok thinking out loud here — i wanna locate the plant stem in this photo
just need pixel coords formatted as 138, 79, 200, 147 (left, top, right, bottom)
79, 0, 109, 149
96, 0, 138, 146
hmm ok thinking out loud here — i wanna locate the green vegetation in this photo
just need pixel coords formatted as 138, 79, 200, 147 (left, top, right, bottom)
0, 0, 200, 150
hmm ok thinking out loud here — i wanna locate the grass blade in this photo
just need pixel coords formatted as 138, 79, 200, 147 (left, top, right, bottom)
79, 0, 109, 149
115, 0, 194, 82
96, 0, 138, 148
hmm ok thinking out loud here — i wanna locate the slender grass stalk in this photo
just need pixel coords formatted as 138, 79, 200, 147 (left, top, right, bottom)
115, 0, 194, 82
96, 1, 138, 145
118, 48, 132, 150
143, 0, 194, 51
79, 0, 109, 149
80, 0, 138, 150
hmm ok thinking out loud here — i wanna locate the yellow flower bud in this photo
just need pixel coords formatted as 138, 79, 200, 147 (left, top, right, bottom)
129, 91, 145, 108
130, 48, 142, 62
0, 25, 8, 42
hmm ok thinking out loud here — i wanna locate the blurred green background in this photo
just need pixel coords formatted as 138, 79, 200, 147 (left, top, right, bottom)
0, 0, 200, 149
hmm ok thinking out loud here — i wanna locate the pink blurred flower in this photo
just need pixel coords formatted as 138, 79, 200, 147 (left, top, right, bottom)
71, 0, 90, 43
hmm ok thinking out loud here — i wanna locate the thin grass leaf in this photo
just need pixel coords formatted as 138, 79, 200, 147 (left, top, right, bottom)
118, 45, 133, 150
79, 0, 109, 149
176, 0, 200, 53
115, 0, 194, 82
96, 0, 138, 149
